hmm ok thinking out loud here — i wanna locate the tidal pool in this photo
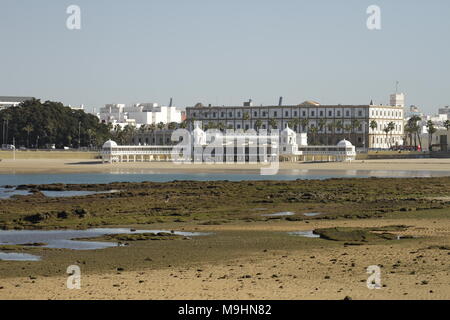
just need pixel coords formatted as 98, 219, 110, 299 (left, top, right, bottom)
0, 187, 31, 199
262, 212, 296, 217
0, 252, 41, 261
288, 230, 321, 238
303, 212, 324, 217
40, 190, 119, 198
0, 228, 209, 261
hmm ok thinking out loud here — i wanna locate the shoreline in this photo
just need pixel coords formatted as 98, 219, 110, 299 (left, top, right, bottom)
1, 158, 450, 175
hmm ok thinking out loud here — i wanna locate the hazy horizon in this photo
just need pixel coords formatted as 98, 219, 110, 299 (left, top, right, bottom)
1, 0, 449, 113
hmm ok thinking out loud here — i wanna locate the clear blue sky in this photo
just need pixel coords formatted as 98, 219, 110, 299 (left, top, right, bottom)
1, 0, 449, 113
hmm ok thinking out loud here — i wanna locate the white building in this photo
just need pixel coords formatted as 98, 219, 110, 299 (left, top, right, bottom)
390, 93, 405, 108
101, 125, 356, 163
187, 95, 404, 150
99, 102, 182, 128
0, 96, 34, 110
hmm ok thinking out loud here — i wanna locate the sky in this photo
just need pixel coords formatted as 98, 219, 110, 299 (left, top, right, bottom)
1, 0, 449, 114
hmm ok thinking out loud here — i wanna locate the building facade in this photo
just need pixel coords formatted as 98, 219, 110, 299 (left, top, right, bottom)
99, 103, 183, 128
0, 96, 34, 110
186, 101, 404, 149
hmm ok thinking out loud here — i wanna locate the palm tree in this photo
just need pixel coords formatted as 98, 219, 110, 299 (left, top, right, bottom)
444, 120, 450, 131
3, 113, 12, 144
369, 120, 378, 147
335, 120, 343, 140
23, 124, 33, 148
254, 119, 263, 131
157, 122, 165, 130
351, 119, 361, 146
344, 124, 352, 140
268, 118, 277, 130
243, 112, 250, 121
300, 118, 309, 133
426, 120, 437, 151
309, 126, 318, 145
387, 122, 396, 147
179, 120, 188, 129
383, 127, 390, 148
408, 115, 423, 150
327, 121, 335, 144
318, 119, 326, 133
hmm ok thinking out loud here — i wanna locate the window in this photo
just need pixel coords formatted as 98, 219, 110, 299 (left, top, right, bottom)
345, 111, 350, 117
285, 111, 289, 117
311, 111, 315, 117
254, 111, 257, 117
294, 111, 298, 117
221, 112, 225, 117
328, 111, 332, 117
262, 111, 267, 117
358, 111, 363, 117
302, 111, 306, 117
337, 111, 341, 117
229, 112, 233, 117
274, 111, 278, 117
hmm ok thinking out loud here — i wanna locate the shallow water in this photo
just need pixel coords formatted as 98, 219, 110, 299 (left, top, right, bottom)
262, 212, 296, 217
0, 228, 207, 250
0, 228, 209, 261
1, 169, 449, 186
40, 190, 118, 198
288, 230, 321, 238
303, 212, 323, 217
0, 252, 41, 261
0, 187, 31, 199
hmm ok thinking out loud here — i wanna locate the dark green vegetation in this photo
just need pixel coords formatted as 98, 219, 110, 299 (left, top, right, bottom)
0, 99, 110, 148
313, 225, 410, 243
77, 232, 185, 242
1, 177, 449, 230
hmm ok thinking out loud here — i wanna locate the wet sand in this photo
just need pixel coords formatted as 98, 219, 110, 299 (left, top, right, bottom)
1, 158, 450, 174
1, 219, 449, 300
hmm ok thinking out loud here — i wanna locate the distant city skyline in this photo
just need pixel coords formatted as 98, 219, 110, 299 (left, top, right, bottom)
1, 0, 449, 113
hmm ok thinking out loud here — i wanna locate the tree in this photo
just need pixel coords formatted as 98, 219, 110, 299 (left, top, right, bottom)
309, 126, 318, 145
254, 119, 263, 131
327, 121, 335, 144
300, 118, 309, 133
426, 120, 437, 151
168, 122, 178, 130
408, 115, 423, 150
444, 120, 450, 131
387, 122, 396, 147
243, 112, 250, 121
157, 122, 165, 130
351, 119, 361, 146
0, 99, 110, 149
23, 124, 33, 148
370, 120, 378, 146
268, 118, 277, 130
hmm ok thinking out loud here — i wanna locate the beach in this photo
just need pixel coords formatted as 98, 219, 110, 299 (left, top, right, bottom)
1, 218, 449, 300
1, 158, 450, 174
0, 177, 449, 300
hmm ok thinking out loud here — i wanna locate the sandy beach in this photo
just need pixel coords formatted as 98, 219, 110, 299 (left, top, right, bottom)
1, 158, 450, 174
1, 218, 449, 300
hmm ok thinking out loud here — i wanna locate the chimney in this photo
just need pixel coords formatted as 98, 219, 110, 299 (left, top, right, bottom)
278, 97, 283, 106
